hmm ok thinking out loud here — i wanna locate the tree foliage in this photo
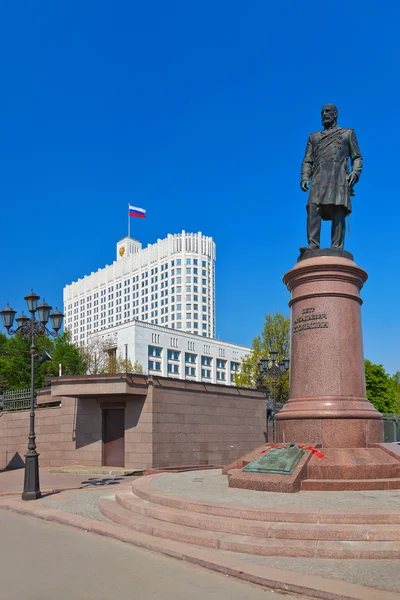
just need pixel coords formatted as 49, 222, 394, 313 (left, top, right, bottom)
233, 315, 400, 413
0, 330, 86, 391
82, 336, 145, 375
392, 371, 400, 408
41, 331, 87, 378
81, 337, 109, 374
234, 312, 290, 403
131, 359, 144, 374
364, 360, 399, 414
108, 356, 145, 374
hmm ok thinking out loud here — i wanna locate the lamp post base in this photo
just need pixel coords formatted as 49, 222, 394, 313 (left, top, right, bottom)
22, 451, 41, 501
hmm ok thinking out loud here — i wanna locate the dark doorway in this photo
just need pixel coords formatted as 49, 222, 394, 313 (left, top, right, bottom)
102, 409, 125, 467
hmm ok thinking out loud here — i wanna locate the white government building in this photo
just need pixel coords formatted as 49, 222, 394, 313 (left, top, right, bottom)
64, 231, 250, 385
96, 320, 248, 385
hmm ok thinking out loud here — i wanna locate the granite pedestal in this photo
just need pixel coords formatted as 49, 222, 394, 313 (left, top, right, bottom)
227, 251, 400, 492
276, 252, 383, 447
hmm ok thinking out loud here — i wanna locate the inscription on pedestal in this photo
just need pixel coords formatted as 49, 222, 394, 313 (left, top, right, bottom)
293, 307, 329, 334
243, 444, 306, 475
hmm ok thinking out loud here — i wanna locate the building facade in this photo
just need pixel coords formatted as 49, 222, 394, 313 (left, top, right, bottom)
91, 320, 250, 386
64, 231, 216, 345
0, 375, 265, 471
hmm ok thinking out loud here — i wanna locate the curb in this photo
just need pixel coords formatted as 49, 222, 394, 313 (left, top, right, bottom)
0, 487, 82, 498
0, 485, 107, 497
0, 499, 398, 600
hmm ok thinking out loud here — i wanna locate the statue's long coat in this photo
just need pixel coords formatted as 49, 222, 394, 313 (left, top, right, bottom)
301, 125, 363, 217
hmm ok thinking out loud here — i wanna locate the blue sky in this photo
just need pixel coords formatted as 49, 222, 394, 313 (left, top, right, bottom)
0, 1, 399, 374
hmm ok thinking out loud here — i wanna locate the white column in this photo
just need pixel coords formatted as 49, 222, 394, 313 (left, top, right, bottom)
179, 349, 185, 380
211, 356, 217, 384
162, 345, 168, 377
196, 352, 201, 382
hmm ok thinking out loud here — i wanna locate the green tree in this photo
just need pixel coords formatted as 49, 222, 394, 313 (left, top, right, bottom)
0, 330, 86, 390
108, 356, 144, 374
235, 312, 290, 403
0, 332, 31, 390
390, 371, 400, 411
115, 356, 133, 373
364, 359, 399, 414
131, 359, 144, 374
41, 331, 87, 378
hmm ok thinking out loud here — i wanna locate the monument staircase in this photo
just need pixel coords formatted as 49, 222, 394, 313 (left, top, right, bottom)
99, 472, 400, 559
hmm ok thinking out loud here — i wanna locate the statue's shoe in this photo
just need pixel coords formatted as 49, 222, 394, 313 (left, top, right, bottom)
299, 245, 319, 254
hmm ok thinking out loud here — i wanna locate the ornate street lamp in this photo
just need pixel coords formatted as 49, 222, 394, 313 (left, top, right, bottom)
36, 300, 52, 325
49, 308, 64, 333
0, 291, 64, 501
15, 312, 30, 329
258, 350, 290, 442
0, 304, 17, 330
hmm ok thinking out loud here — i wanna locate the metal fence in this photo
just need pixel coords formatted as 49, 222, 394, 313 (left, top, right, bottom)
0, 388, 34, 412
383, 414, 400, 443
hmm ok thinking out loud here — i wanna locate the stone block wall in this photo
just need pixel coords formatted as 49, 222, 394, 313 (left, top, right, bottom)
0, 375, 265, 470
0, 396, 102, 470
151, 379, 265, 468
124, 392, 153, 470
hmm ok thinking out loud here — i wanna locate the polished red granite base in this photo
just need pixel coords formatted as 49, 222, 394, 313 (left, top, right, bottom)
276, 255, 384, 448
276, 417, 383, 448
228, 452, 313, 492
227, 444, 400, 492
227, 255, 397, 493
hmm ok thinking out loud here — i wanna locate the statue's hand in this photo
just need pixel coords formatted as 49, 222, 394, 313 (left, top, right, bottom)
347, 172, 359, 188
300, 180, 309, 192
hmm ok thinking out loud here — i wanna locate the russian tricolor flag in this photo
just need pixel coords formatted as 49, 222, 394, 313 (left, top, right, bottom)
129, 205, 146, 219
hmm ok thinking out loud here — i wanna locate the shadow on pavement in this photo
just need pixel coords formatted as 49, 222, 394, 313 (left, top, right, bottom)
79, 477, 125, 488
40, 491, 63, 499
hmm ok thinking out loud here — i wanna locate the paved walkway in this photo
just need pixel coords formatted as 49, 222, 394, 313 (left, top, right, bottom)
0, 510, 309, 600
152, 469, 400, 510
1, 469, 400, 598
0, 467, 134, 495
33, 478, 400, 596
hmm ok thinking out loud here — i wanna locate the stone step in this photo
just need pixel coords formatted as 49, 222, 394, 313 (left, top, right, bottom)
302, 478, 400, 491
98, 497, 400, 558
131, 477, 400, 524
99, 499, 223, 549
116, 491, 400, 541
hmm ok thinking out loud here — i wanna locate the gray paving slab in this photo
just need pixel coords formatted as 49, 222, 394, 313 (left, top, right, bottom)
151, 469, 400, 510
8, 471, 400, 595
0, 466, 135, 494
39, 488, 118, 523
0, 510, 309, 600
226, 553, 400, 594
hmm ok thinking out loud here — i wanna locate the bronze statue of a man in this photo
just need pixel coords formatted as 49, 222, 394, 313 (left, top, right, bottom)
300, 104, 363, 250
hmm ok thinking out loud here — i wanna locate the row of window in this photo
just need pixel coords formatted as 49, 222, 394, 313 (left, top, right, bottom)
148, 346, 239, 371
149, 361, 232, 382
67, 286, 213, 311
67, 260, 211, 301
67, 273, 212, 311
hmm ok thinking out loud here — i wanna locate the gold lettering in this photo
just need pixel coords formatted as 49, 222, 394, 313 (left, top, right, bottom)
293, 317, 330, 334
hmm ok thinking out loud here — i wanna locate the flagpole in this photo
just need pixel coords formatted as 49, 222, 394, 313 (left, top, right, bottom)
128, 203, 130, 238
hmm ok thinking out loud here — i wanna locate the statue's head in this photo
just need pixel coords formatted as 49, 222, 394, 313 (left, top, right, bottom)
321, 104, 338, 128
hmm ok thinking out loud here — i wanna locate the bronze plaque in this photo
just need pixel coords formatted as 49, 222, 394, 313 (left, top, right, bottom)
243, 444, 305, 475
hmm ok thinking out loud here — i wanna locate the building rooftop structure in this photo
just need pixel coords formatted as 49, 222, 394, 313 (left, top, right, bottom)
64, 231, 216, 345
